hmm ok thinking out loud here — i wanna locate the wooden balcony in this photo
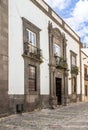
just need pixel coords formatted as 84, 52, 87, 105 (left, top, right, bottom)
24, 42, 43, 62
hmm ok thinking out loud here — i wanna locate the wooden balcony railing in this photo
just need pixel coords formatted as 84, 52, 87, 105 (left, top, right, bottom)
24, 42, 43, 61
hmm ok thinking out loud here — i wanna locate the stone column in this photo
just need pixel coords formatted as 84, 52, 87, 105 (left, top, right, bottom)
49, 66, 57, 108
64, 70, 69, 105
48, 22, 57, 108
62, 34, 68, 105
50, 66, 55, 96
0, 0, 9, 114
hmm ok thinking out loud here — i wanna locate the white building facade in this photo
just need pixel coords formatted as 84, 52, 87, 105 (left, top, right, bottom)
0, 0, 82, 114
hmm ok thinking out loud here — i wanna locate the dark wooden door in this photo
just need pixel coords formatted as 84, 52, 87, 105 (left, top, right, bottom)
56, 78, 62, 105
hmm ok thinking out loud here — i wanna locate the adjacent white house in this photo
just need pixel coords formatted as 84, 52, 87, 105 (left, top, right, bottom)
0, 0, 84, 114
81, 48, 88, 102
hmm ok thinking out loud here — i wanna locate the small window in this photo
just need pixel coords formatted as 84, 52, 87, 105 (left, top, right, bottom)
29, 65, 36, 91
26, 29, 36, 46
84, 68, 87, 76
84, 67, 88, 77
85, 85, 87, 96
72, 55, 76, 66
53, 44, 61, 57
72, 77, 76, 93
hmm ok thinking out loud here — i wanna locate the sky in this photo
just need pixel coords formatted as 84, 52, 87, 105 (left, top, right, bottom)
44, 0, 88, 47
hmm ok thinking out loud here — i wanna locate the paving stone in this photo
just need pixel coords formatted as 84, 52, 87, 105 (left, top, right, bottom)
0, 102, 88, 129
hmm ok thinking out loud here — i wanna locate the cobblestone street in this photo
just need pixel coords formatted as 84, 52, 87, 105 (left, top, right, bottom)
0, 102, 88, 130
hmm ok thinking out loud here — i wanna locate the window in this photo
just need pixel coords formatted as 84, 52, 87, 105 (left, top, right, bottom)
26, 29, 36, 46
85, 67, 88, 76
84, 68, 87, 76
29, 65, 36, 91
70, 51, 76, 66
72, 77, 76, 93
85, 85, 87, 96
53, 44, 61, 56
23, 18, 41, 96
72, 55, 76, 66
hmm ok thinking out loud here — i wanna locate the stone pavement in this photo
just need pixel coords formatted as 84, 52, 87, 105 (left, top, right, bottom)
0, 102, 88, 130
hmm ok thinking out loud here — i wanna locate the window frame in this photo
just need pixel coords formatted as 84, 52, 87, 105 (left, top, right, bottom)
22, 17, 41, 49
70, 51, 77, 94
70, 51, 77, 67
28, 65, 37, 91
72, 55, 76, 66
22, 18, 41, 95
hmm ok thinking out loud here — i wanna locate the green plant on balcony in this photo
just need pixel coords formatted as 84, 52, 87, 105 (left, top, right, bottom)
71, 65, 79, 75
56, 57, 68, 69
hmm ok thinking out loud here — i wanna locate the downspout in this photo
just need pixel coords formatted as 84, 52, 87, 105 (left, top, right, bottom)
80, 42, 83, 102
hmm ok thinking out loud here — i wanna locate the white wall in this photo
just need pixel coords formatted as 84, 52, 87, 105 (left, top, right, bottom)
9, 0, 24, 94
9, 0, 50, 95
